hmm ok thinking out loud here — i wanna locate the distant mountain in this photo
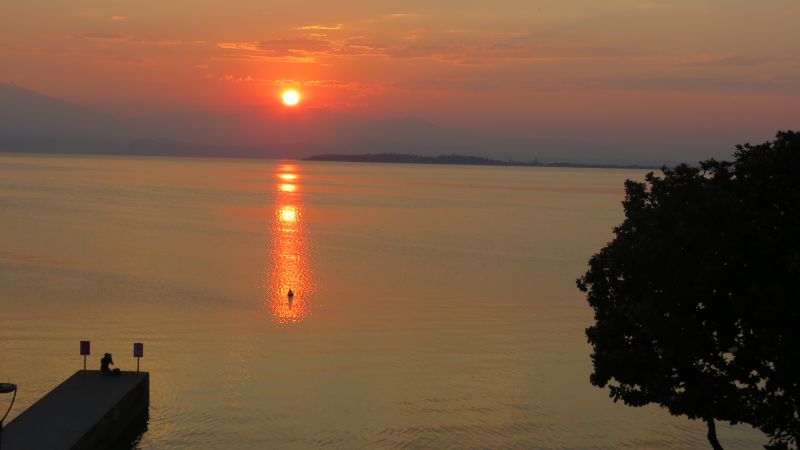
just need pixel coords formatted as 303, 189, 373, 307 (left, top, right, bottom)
0, 84, 286, 157
0, 83, 125, 153
0, 83, 665, 164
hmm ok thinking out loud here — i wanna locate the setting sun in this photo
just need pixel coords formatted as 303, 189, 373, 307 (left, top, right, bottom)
281, 90, 300, 106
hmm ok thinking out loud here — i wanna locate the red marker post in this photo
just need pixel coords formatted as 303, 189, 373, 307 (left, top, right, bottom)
80, 341, 90, 371
133, 343, 143, 373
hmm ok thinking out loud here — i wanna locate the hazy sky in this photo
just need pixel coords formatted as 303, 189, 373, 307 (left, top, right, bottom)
1, 0, 799, 160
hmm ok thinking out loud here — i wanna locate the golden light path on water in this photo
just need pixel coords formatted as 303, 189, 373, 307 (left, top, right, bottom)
265, 164, 313, 323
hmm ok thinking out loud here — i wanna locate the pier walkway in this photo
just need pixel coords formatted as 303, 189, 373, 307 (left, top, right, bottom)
2, 370, 149, 450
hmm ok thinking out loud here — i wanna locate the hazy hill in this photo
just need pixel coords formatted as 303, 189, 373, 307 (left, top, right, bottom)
0, 83, 125, 153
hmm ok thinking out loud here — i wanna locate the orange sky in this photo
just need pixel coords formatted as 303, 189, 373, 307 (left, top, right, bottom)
1, 0, 799, 159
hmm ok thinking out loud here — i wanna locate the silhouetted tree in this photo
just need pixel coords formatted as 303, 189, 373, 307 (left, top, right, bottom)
577, 131, 800, 449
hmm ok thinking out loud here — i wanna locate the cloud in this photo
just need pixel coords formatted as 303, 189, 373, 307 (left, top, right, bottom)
213, 75, 384, 95
80, 32, 128, 40
217, 36, 456, 63
137, 38, 185, 46
78, 33, 196, 46
379, 41, 644, 65
217, 37, 336, 62
215, 30, 655, 66
580, 74, 800, 94
219, 37, 331, 54
303, 79, 385, 95
213, 53, 317, 63
258, 37, 332, 53
685, 54, 773, 67
217, 42, 259, 51
110, 16, 126, 21
295, 24, 343, 31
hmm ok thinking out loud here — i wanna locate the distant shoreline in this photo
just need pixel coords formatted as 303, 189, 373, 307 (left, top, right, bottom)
0, 150, 659, 169
304, 153, 658, 170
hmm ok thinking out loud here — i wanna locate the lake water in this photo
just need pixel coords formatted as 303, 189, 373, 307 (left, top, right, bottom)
0, 154, 766, 449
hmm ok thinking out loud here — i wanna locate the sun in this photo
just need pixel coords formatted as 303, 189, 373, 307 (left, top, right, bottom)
282, 90, 300, 106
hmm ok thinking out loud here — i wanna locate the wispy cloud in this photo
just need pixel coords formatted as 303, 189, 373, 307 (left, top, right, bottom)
295, 24, 343, 31
685, 54, 773, 67
577, 74, 800, 94
78, 33, 195, 46
218, 38, 332, 53
214, 53, 317, 63
217, 42, 259, 51
80, 32, 128, 40
217, 37, 334, 62
110, 16, 126, 21
213, 75, 384, 95
215, 29, 657, 66
139, 38, 185, 46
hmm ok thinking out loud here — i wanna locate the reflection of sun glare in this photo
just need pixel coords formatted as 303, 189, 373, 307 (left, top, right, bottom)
279, 205, 297, 222
278, 183, 297, 193
266, 165, 313, 324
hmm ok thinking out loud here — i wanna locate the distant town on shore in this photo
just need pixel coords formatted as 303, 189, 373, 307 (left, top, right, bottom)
304, 153, 657, 170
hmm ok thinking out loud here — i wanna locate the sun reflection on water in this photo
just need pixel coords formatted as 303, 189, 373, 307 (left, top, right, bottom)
278, 183, 297, 193
277, 173, 298, 181
265, 165, 312, 324
279, 205, 298, 224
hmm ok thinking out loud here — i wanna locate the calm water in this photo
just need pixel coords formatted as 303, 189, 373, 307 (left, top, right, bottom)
0, 154, 765, 449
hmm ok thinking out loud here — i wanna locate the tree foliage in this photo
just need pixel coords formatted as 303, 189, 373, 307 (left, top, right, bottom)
577, 131, 800, 449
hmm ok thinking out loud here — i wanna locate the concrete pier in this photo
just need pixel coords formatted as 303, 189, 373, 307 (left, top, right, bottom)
2, 371, 149, 450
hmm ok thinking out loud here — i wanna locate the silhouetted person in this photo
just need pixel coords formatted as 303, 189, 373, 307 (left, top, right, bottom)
288, 289, 294, 298
101, 353, 121, 376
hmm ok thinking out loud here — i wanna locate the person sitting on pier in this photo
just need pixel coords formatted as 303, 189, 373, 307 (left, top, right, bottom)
101, 353, 121, 376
